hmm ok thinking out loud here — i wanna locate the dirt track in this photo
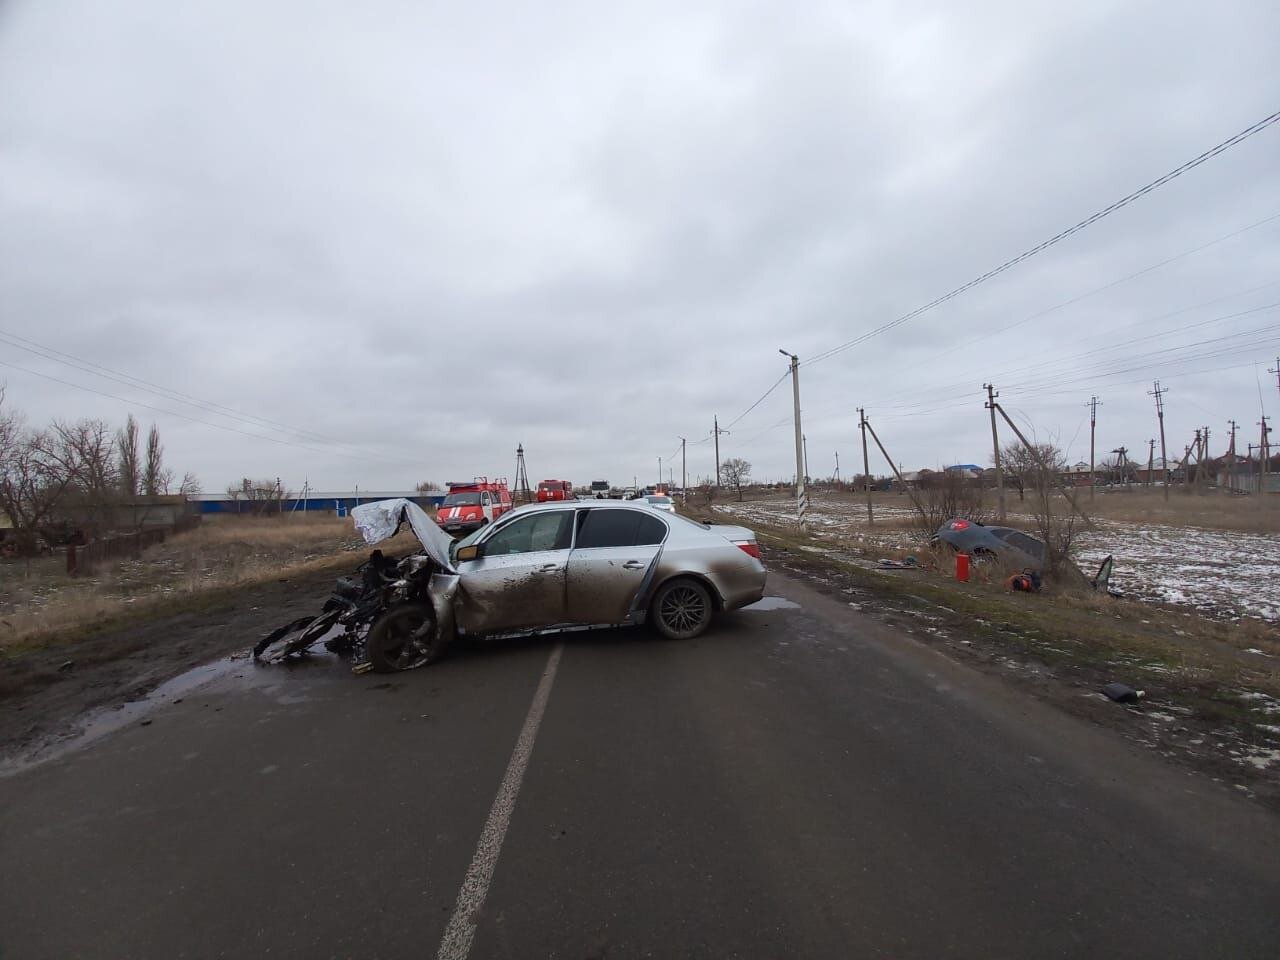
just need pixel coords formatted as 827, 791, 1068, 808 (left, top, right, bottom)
0, 568, 340, 756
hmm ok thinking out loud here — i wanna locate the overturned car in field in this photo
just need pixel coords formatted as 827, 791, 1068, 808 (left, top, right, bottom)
257, 498, 767, 672
932, 517, 1116, 593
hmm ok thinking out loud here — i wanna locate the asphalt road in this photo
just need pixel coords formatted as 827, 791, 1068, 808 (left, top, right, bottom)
3, 570, 1279, 959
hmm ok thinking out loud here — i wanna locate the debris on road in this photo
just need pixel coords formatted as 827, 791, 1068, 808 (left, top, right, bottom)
1102, 682, 1145, 704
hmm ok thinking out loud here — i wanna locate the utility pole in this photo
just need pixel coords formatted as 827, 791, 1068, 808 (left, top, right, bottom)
1189, 429, 1201, 491
1147, 439, 1156, 490
658, 456, 662, 490
713, 416, 730, 487
678, 437, 687, 505
834, 450, 840, 484
1262, 415, 1273, 495
1112, 447, 1128, 491
1201, 426, 1211, 491
858, 407, 873, 524
1149, 380, 1170, 501
993, 401, 1091, 525
1227, 420, 1237, 494
985, 384, 1005, 521
1087, 395, 1101, 501
862, 415, 930, 529
780, 349, 806, 529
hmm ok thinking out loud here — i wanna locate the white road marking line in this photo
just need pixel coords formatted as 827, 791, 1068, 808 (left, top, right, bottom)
436, 644, 564, 960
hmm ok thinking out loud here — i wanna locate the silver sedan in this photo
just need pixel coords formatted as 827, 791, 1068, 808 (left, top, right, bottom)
445, 501, 766, 641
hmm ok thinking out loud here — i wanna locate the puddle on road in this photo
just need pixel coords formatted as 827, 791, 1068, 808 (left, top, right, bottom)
744, 596, 802, 612
0, 649, 342, 778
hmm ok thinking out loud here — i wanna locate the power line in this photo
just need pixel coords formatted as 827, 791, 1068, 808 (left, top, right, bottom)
879, 211, 1280, 377
803, 108, 1280, 368
0, 326, 358, 448
0, 358, 400, 464
865, 296, 1280, 414
723, 371, 790, 430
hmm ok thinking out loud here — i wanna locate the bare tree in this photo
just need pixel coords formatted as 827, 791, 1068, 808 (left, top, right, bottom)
42, 419, 120, 531
416, 480, 442, 492
0, 420, 77, 552
720, 458, 751, 501
116, 414, 140, 496
178, 471, 202, 496
913, 469, 989, 538
225, 477, 289, 515
143, 423, 164, 495
997, 440, 1060, 502
999, 440, 1084, 577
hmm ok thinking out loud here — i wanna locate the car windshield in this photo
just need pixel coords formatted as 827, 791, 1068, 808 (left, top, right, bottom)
443, 492, 481, 506
646, 496, 671, 505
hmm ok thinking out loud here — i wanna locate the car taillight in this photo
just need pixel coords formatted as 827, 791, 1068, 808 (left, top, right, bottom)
734, 540, 761, 559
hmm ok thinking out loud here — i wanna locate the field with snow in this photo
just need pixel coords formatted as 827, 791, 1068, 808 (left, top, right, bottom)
714, 496, 1280, 622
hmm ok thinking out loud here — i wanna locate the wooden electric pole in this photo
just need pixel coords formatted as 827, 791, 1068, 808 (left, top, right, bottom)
985, 384, 1005, 521
1146, 439, 1156, 490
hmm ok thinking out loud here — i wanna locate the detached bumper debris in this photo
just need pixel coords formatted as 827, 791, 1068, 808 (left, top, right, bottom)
1102, 682, 1145, 704
877, 556, 920, 570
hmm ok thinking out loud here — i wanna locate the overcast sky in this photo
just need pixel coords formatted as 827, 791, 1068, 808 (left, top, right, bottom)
2, 0, 1278, 493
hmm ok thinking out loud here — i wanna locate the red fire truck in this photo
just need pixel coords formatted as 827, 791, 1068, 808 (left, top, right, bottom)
536, 480, 574, 502
435, 477, 513, 535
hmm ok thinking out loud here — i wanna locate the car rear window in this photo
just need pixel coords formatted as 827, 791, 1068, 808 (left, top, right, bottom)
575, 508, 667, 548
997, 529, 1045, 559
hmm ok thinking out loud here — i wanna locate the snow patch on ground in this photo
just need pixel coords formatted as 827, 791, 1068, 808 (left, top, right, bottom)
717, 500, 1280, 622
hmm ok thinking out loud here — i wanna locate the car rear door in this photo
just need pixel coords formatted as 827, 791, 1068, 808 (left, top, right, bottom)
566, 508, 668, 624
455, 509, 574, 634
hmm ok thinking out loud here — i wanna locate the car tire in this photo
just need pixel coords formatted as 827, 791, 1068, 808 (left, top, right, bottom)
365, 602, 445, 672
649, 578, 714, 641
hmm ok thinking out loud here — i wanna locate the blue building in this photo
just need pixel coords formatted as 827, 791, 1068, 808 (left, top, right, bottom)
189, 491, 445, 516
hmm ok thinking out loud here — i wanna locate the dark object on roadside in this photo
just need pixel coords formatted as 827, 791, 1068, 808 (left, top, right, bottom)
1091, 555, 1122, 596
1102, 682, 1145, 704
58, 660, 75, 672
932, 519, 1046, 572
877, 556, 919, 570
1004, 569, 1042, 593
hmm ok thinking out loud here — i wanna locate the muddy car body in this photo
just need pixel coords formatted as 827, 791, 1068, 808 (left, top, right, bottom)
351, 499, 766, 669
933, 518, 1046, 572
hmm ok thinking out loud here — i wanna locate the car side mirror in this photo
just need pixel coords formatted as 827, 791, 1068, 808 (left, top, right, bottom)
456, 544, 482, 562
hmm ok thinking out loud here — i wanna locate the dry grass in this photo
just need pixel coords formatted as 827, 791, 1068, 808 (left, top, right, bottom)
750, 485, 1280, 535
0, 514, 421, 651
1079, 488, 1280, 534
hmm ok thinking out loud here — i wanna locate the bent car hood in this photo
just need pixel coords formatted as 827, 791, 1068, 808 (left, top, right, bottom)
351, 498, 456, 573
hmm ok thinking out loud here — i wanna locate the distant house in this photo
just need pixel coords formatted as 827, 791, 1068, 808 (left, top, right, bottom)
1059, 462, 1096, 486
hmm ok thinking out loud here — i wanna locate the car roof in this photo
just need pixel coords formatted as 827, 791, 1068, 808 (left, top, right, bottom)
510, 500, 658, 515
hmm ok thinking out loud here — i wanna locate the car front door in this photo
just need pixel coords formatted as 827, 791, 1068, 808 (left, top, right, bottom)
566, 508, 668, 624
455, 509, 574, 634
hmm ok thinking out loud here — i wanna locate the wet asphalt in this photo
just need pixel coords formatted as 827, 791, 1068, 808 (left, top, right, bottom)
2, 570, 1280, 959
